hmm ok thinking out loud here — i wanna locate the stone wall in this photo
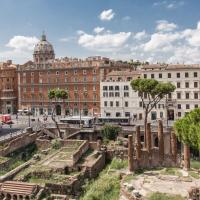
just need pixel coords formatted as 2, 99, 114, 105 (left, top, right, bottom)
72, 141, 89, 165
86, 152, 106, 178
35, 138, 51, 150
0, 132, 39, 157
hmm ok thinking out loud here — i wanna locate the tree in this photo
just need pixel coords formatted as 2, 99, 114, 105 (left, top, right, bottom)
174, 108, 200, 169
48, 88, 68, 138
101, 124, 122, 140
131, 78, 176, 145
174, 108, 200, 150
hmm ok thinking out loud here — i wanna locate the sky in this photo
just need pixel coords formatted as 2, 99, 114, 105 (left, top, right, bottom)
0, 0, 200, 64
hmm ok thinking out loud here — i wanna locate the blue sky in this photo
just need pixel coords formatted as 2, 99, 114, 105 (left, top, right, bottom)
0, 0, 200, 63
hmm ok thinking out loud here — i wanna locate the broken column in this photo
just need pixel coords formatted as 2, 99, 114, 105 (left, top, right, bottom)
135, 126, 141, 160
146, 123, 152, 154
171, 129, 177, 162
158, 120, 164, 162
128, 134, 134, 172
184, 143, 190, 170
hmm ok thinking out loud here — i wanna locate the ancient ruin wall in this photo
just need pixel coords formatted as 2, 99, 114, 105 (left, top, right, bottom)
0, 133, 39, 157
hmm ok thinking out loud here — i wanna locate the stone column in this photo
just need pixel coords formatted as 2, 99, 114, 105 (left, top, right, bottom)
171, 130, 177, 162
158, 120, 164, 162
128, 134, 134, 172
136, 126, 141, 159
146, 123, 152, 153
184, 143, 190, 170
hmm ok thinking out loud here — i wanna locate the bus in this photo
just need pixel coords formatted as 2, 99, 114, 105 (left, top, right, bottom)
60, 116, 95, 128
95, 117, 130, 126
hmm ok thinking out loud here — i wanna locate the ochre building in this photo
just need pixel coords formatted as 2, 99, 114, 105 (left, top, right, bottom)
0, 60, 18, 114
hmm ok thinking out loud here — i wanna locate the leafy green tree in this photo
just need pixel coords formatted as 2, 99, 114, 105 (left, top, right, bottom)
101, 124, 122, 140
174, 108, 200, 150
131, 78, 176, 141
48, 88, 68, 138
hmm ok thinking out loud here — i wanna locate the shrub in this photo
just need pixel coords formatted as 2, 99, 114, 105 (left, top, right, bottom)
51, 139, 61, 150
110, 158, 128, 170
101, 125, 122, 140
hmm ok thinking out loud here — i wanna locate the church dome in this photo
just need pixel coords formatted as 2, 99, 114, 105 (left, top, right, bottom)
33, 33, 55, 63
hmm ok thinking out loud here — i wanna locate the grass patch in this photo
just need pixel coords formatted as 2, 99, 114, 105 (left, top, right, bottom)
161, 168, 182, 176
148, 192, 185, 200
191, 159, 200, 169
124, 174, 136, 183
80, 160, 121, 200
189, 171, 200, 179
110, 158, 128, 170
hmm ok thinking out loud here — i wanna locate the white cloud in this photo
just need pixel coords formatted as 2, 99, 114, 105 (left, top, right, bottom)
153, 1, 185, 10
99, 9, 115, 21
78, 32, 131, 52
156, 20, 177, 32
122, 16, 131, 21
93, 27, 105, 34
59, 37, 76, 42
134, 31, 147, 40
77, 30, 85, 35
6, 36, 39, 51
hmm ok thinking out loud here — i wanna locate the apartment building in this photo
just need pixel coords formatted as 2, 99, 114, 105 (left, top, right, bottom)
0, 60, 18, 114
17, 33, 134, 117
141, 64, 200, 121
100, 70, 143, 119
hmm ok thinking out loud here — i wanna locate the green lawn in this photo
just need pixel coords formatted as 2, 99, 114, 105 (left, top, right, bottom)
191, 159, 200, 169
148, 192, 185, 200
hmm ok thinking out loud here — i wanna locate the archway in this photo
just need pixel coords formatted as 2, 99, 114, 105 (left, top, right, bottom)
56, 105, 61, 115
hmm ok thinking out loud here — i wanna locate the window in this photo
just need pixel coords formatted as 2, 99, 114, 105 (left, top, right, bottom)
103, 86, 108, 90
83, 85, 87, 91
31, 72, 34, 76
194, 72, 198, 77
168, 93, 172, 99
103, 92, 108, 97
83, 69, 87, 75
104, 101, 107, 107
115, 92, 120, 97
93, 85, 96, 91
177, 82, 180, 88
124, 92, 129, 97
144, 74, 147, 78
39, 78, 42, 84
125, 101, 128, 107
65, 78, 68, 83
31, 78, 34, 84
74, 69, 77, 75
56, 71, 59, 75
125, 112, 130, 117
185, 92, 189, 99
74, 77, 78, 82
177, 73, 180, 78
23, 72, 26, 77
74, 85, 78, 91
39, 72, 42, 76
83, 76, 87, 82
139, 102, 143, 107
178, 112, 181, 117
159, 73, 162, 78
185, 82, 189, 88
23, 78, 26, 84
109, 92, 114, 97
116, 112, 121, 117
109, 86, 113, 90
151, 74, 154, 79
168, 73, 171, 78
93, 69, 96, 74
185, 72, 189, 78
116, 101, 119, 107
177, 92, 181, 99
186, 104, 190, 109
31, 87, 34, 93
195, 104, 198, 108
194, 92, 198, 99
93, 76, 97, 82
194, 82, 198, 88
124, 85, 129, 90
106, 112, 111, 117
115, 86, 119, 90
110, 101, 113, 107
65, 71, 68, 75
177, 104, 181, 109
